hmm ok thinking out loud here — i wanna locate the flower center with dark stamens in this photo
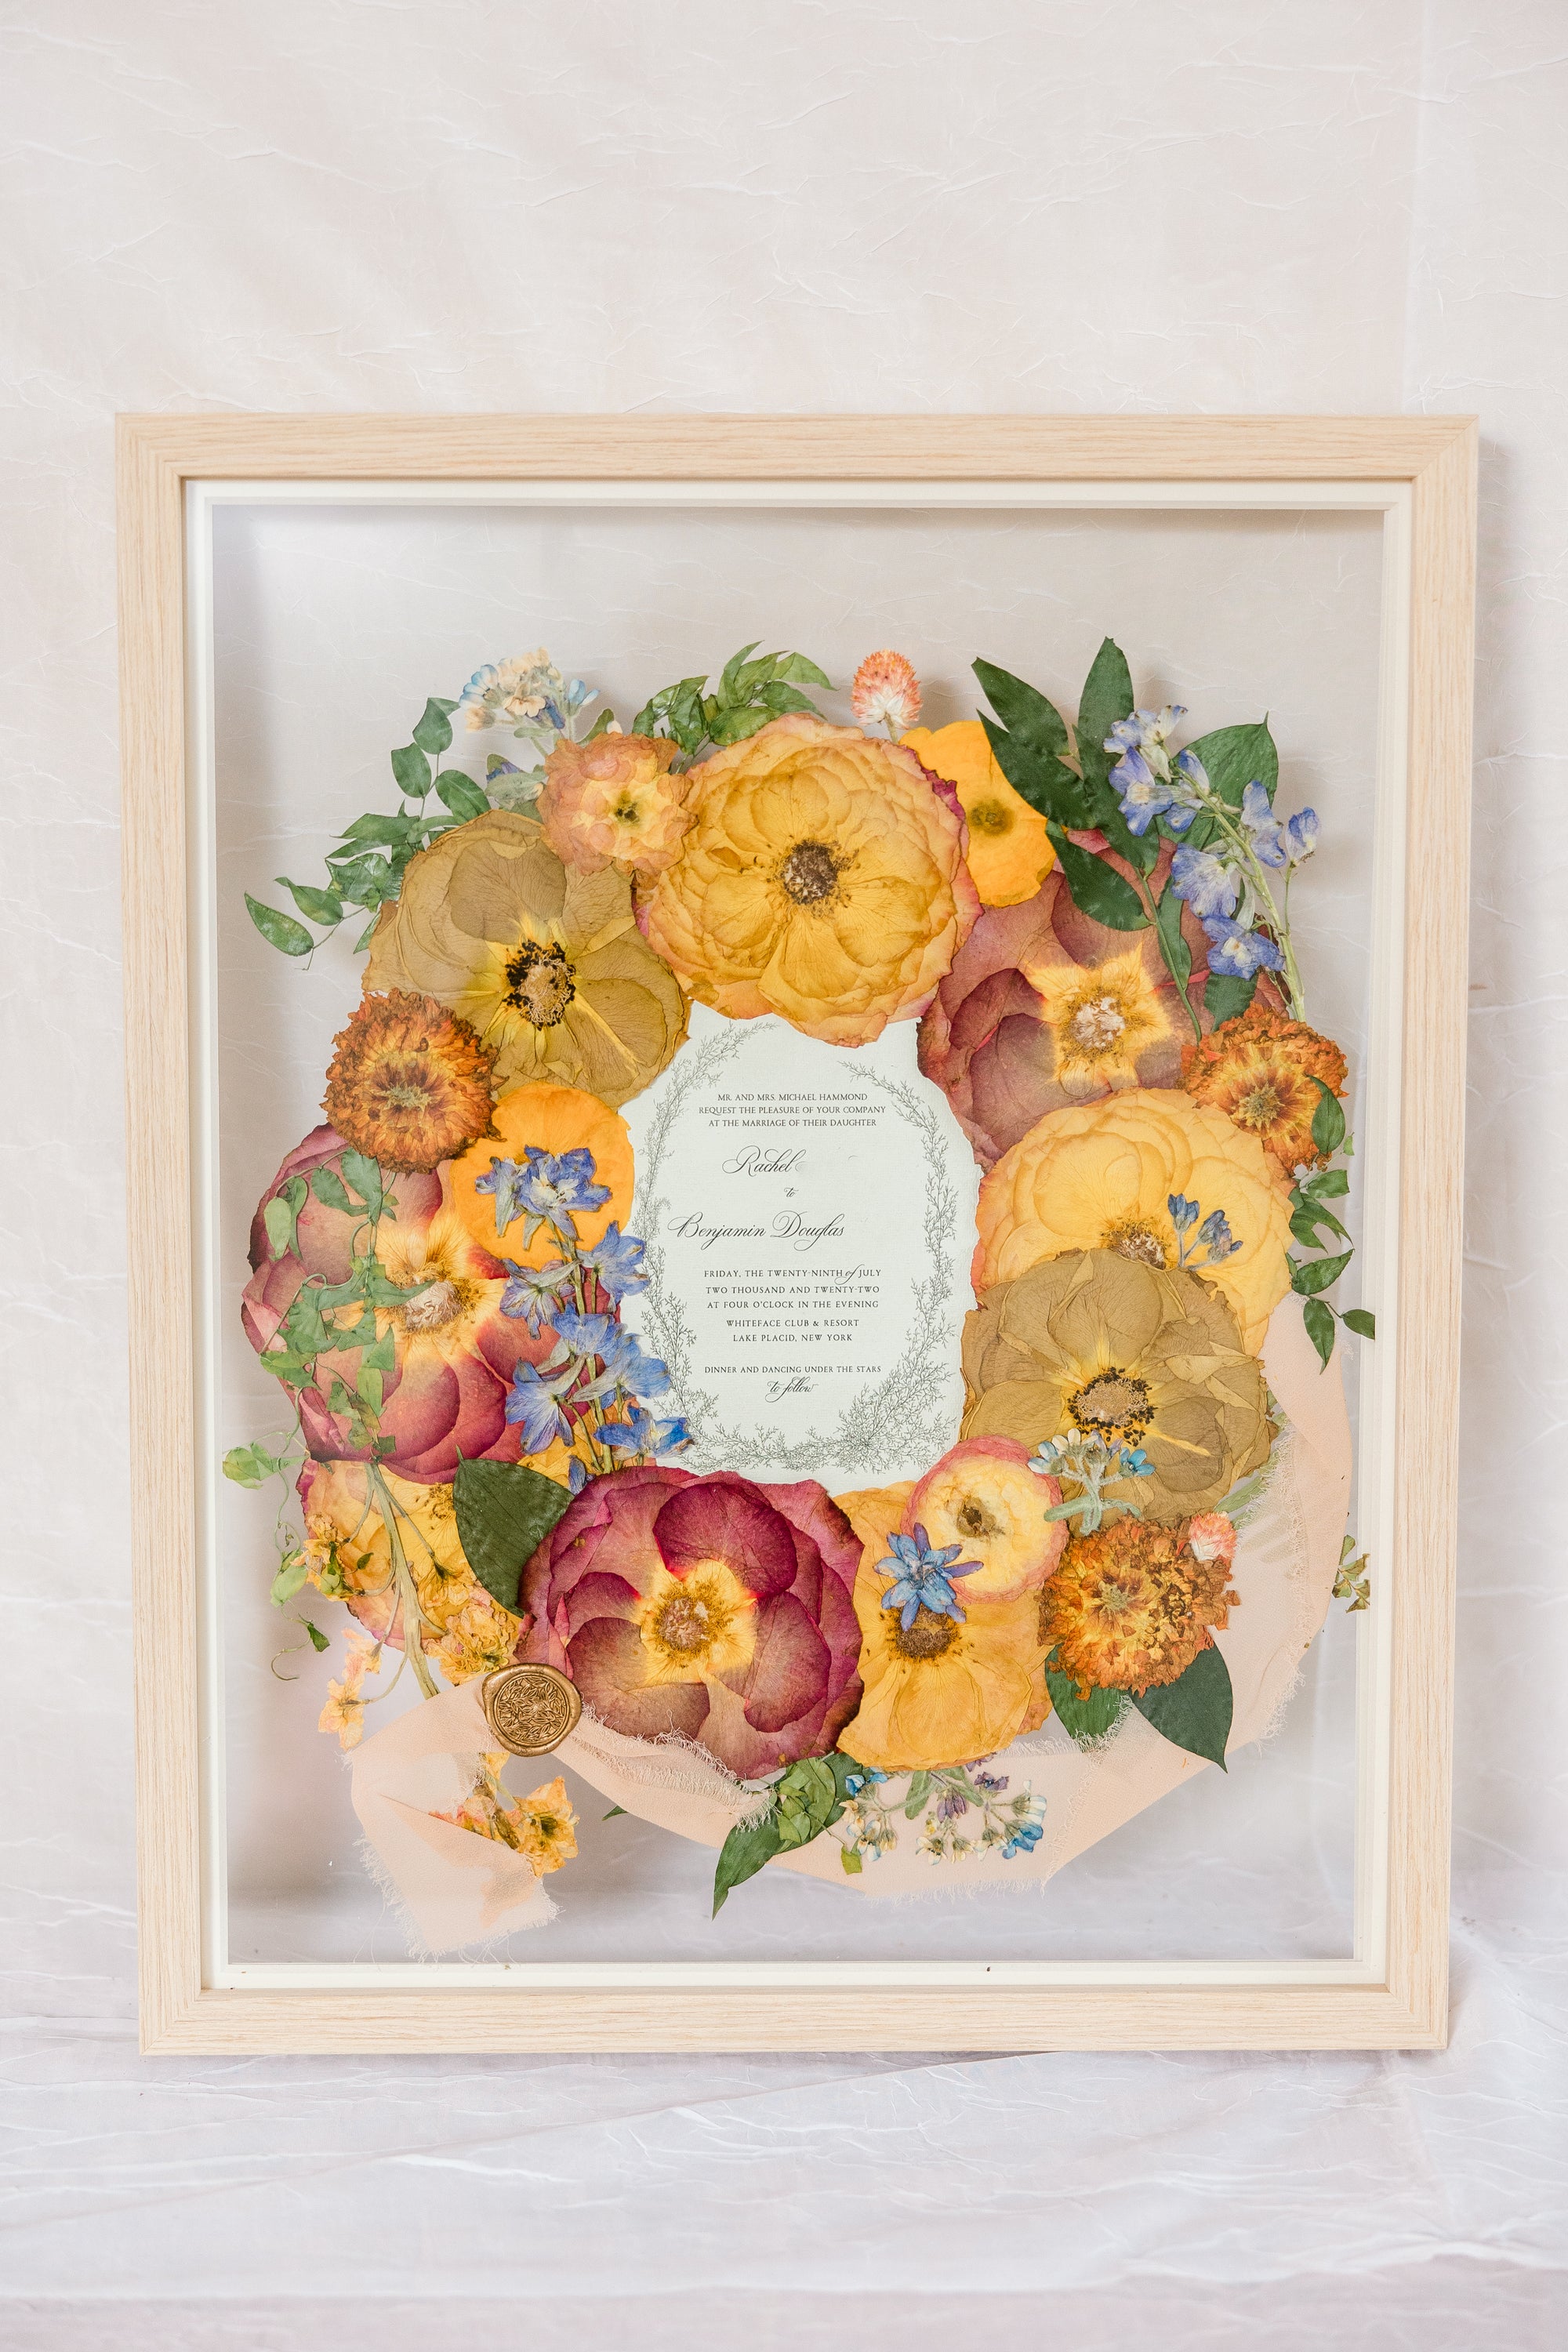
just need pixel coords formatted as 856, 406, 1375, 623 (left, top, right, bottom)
611, 796, 641, 824
892, 1605, 960, 1661
503, 941, 575, 1026
779, 840, 841, 904
1102, 1218, 1168, 1268
1070, 993, 1127, 1051
955, 1497, 998, 1539
1067, 1367, 1152, 1445
968, 798, 1014, 837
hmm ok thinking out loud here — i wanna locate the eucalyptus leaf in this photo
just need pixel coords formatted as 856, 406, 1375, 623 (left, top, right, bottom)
452, 1457, 576, 1613
245, 894, 315, 957
1129, 1642, 1233, 1768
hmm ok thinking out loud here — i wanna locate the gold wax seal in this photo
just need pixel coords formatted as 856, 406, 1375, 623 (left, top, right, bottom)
481, 1664, 582, 1758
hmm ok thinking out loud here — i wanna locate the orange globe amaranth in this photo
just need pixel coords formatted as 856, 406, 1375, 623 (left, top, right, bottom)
447, 1082, 634, 1268
637, 713, 981, 1046
902, 721, 1056, 909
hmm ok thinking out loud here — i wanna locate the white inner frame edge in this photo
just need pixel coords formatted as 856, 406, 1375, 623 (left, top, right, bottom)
183, 476, 1410, 1993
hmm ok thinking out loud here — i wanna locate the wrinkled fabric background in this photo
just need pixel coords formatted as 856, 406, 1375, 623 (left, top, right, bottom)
3, 2, 1563, 2343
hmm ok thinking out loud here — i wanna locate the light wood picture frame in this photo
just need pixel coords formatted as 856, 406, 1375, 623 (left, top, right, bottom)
118, 413, 1475, 2055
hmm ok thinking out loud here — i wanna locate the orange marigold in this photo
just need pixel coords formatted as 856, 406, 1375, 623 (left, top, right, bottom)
1040, 1517, 1238, 1697
321, 991, 496, 1172
1181, 1003, 1348, 1174
539, 730, 691, 877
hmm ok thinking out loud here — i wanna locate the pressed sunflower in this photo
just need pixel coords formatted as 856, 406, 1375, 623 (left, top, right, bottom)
322, 991, 496, 1172
1182, 1003, 1348, 1174
960, 1248, 1272, 1525
364, 809, 688, 1109
539, 731, 692, 877
1041, 1516, 1237, 1697
637, 713, 980, 1046
902, 721, 1056, 908
973, 1087, 1294, 1352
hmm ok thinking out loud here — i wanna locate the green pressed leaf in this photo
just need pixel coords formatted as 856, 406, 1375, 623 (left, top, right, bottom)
434, 771, 491, 822
1300, 1167, 1349, 1200
263, 1176, 308, 1261
1184, 719, 1279, 811
1290, 1246, 1355, 1298
706, 702, 775, 746
338, 1149, 386, 1220
902, 1769, 932, 1820
1203, 971, 1259, 1025
583, 708, 616, 742
412, 698, 455, 758
354, 912, 381, 953
270, 1555, 309, 1606
973, 658, 1073, 766
452, 1457, 575, 1613
754, 681, 820, 718
275, 877, 343, 927
712, 1809, 787, 1915
711, 1751, 859, 1915
771, 652, 831, 688
390, 742, 430, 798
223, 1441, 285, 1488
303, 1619, 331, 1653
1310, 1080, 1348, 1158
1130, 1642, 1233, 1768
1047, 826, 1148, 931
358, 1367, 383, 1415
1341, 1307, 1376, 1340
310, 1166, 354, 1215
1044, 1665, 1127, 1747
1153, 880, 1193, 991
1075, 637, 1135, 811
840, 1844, 864, 1875
1302, 1295, 1338, 1370
603, 1806, 627, 1820
339, 811, 419, 849
979, 713, 1081, 826
718, 641, 761, 699
328, 855, 396, 911
1290, 1200, 1348, 1249
360, 1325, 396, 1376
245, 894, 315, 957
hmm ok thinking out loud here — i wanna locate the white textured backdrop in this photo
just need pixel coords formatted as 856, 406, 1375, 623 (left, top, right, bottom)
3, 2, 1563, 2343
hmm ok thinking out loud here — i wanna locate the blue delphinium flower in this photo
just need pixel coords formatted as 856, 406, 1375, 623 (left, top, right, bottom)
1196, 1207, 1239, 1262
550, 1308, 618, 1361
1203, 915, 1287, 978
581, 1221, 648, 1304
503, 1362, 575, 1453
498, 1256, 573, 1333
1107, 707, 1203, 835
1287, 808, 1319, 862
1001, 1818, 1044, 1860
842, 1766, 887, 1798
1241, 779, 1290, 868
877, 1525, 983, 1631
567, 1457, 589, 1494
1168, 1192, 1200, 1235
598, 1404, 694, 1458
1169, 842, 1240, 922
593, 1323, 673, 1402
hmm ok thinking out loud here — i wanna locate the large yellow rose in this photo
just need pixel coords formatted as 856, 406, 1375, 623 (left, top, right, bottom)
637, 713, 981, 1045
902, 720, 1055, 908
974, 1088, 1293, 1351
365, 810, 688, 1109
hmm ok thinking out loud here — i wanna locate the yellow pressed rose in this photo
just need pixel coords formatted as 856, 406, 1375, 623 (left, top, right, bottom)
638, 713, 981, 1046
974, 1088, 1293, 1351
903, 721, 1055, 908
960, 1249, 1272, 1526
365, 810, 688, 1109
837, 1556, 1050, 1773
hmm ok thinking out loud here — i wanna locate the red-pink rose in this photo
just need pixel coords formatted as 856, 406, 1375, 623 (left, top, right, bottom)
517, 1464, 864, 1779
242, 1126, 554, 1483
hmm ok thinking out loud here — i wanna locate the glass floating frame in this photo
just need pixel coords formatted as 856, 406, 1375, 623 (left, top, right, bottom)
118, 414, 1475, 2054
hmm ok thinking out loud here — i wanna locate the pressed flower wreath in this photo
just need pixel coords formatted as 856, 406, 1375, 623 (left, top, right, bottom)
230, 637, 1373, 1922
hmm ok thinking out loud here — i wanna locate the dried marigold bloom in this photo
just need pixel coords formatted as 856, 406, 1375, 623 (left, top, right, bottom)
1181, 1002, 1348, 1174
1041, 1516, 1238, 1697
851, 648, 922, 735
322, 990, 497, 1172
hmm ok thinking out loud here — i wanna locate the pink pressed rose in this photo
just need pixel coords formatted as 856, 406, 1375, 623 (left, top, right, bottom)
242, 1126, 555, 1483
517, 1464, 864, 1779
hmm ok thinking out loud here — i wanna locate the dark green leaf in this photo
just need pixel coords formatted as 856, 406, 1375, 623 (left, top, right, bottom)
1300, 1167, 1350, 1200
718, 641, 760, 699
1310, 1081, 1348, 1158
1184, 719, 1279, 811
1302, 1295, 1338, 1370
275, 877, 343, 927
354, 912, 381, 952
1203, 971, 1258, 1025
754, 681, 820, 717
1044, 1664, 1127, 1746
435, 771, 491, 822
310, 1166, 354, 1215
1290, 1200, 1348, 1249
339, 812, 419, 849
452, 1457, 576, 1613
1153, 880, 1193, 991
412, 698, 455, 757
1130, 1642, 1232, 1767
712, 1809, 788, 1915
603, 1805, 627, 1820
706, 702, 774, 746
1341, 1308, 1377, 1341
303, 1619, 331, 1653
979, 713, 1080, 827
972, 659, 1072, 766
390, 742, 430, 798
1047, 827, 1148, 930
711, 1751, 859, 1915
245, 893, 315, 957
1290, 1247, 1355, 1298
1075, 636, 1135, 811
